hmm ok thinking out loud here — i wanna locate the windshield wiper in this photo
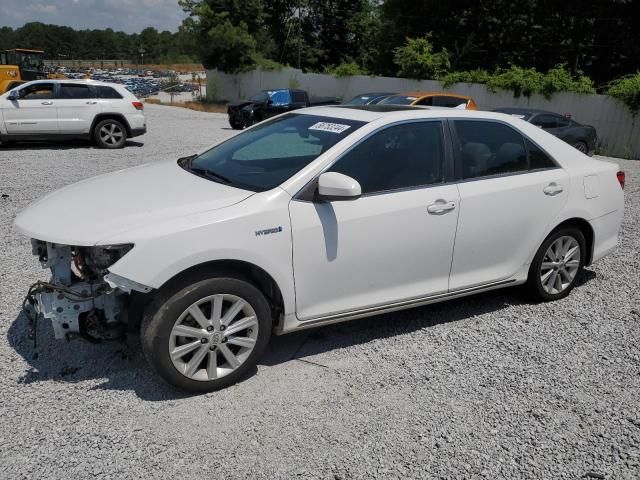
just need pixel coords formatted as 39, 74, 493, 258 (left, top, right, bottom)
179, 154, 233, 185
189, 166, 233, 185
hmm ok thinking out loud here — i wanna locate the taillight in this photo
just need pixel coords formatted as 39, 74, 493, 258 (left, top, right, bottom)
616, 170, 625, 189
132, 101, 144, 111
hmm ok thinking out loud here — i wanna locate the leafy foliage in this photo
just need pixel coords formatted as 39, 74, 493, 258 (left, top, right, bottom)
254, 56, 286, 71
606, 73, 640, 114
541, 65, 596, 97
325, 62, 367, 77
393, 35, 450, 80
485, 66, 545, 98
179, 0, 267, 73
439, 65, 597, 99
375, 0, 640, 85
439, 69, 491, 88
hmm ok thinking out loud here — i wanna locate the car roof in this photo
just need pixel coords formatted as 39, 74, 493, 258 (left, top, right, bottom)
294, 105, 519, 123
262, 88, 304, 93
351, 92, 395, 97
19, 79, 125, 88
398, 91, 474, 100
493, 107, 556, 116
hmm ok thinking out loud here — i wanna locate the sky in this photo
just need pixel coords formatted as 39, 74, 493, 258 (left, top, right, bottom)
0, 0, 188, 33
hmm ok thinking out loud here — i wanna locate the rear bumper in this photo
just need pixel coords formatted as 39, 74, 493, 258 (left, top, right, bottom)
130, 126, 147, 138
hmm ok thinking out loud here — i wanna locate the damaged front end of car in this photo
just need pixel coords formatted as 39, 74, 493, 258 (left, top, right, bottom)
23, 240, 152, 344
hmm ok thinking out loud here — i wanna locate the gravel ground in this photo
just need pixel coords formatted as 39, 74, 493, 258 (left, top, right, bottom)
0, 104, 639, 480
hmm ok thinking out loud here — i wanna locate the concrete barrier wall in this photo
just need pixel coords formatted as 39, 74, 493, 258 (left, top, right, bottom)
207, 67, 639, 159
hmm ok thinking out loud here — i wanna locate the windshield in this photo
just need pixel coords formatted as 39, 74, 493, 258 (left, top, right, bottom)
378, 95, 418, 105
182, 114, 366, 191
344, 95, 372, 105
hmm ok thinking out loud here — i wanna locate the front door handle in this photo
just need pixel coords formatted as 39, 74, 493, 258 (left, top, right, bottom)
543, 182, 564, 196
427, 200, 456, 215
86, 101, 97, 105
41, 101, 53, 105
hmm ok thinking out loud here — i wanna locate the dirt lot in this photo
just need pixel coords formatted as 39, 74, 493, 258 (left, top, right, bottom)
0, 104, 638, 479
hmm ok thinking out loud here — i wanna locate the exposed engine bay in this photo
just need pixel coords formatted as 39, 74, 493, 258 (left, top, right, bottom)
24, 240, 150, 343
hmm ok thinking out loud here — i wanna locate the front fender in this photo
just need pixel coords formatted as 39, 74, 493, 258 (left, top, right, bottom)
105, 190, 296, 315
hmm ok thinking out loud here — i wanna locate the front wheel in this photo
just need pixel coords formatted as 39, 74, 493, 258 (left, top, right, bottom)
526, 227, 586, 302
141, 275, 272, 392
94, 119, 127, 149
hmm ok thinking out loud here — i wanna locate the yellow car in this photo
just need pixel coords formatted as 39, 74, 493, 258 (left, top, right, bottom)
379, 91, 478, 110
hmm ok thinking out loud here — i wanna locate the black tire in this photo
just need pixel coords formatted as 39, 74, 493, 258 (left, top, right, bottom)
526, 227, 586, 302
94, 118, 127, 149
141, 274, 272, 393
572, 140, 588, 154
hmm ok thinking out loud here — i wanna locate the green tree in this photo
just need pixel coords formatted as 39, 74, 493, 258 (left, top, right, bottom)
393, 35, 450, 80
179, 0, 268, 73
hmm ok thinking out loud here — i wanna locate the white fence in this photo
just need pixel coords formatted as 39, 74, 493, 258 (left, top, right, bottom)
207, 67, 639, 159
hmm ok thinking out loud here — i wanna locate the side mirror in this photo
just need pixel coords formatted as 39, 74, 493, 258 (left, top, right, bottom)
7, 90, 19, 101
316, 172, 361, 201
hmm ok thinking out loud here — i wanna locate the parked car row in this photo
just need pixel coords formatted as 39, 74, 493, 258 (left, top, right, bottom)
230, 89, 596, 155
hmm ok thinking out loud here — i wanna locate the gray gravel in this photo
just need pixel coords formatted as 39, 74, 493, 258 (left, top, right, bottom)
1, 104, 639, 479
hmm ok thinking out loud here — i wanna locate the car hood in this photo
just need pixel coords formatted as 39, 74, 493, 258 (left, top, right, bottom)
14, 159, 254, 246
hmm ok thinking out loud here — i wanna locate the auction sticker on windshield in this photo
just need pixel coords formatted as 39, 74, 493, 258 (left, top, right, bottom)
309, 122, 351, 134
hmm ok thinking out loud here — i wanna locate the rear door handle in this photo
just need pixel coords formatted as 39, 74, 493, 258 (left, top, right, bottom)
86, 101, 97, 104
543, 182, 564, 196
41, 101, 53, 105
427, 200, 456, 215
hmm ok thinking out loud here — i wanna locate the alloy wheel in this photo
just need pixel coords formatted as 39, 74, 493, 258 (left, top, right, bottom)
540, 236, 581, 295
573, 142, 588, 153
169, 294, 259, 381
99, 123, 124, 146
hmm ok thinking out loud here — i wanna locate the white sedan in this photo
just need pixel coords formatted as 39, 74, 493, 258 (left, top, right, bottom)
14, 105, 625, 392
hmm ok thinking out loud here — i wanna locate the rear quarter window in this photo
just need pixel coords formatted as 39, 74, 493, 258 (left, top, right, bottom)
96, 86, 123, 99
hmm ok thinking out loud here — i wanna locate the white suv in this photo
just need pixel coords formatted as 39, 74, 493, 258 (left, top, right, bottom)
14, 106, 624, 392
0, 79, 146, 148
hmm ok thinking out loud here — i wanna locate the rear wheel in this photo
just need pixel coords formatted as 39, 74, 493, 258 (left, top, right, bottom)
94, 119, 127, 149
141, 275, 272, 392
526, 227, 586, 301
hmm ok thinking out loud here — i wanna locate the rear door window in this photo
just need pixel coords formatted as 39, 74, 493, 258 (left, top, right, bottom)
58, 83, 91, 99
453, 120, 528, 179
